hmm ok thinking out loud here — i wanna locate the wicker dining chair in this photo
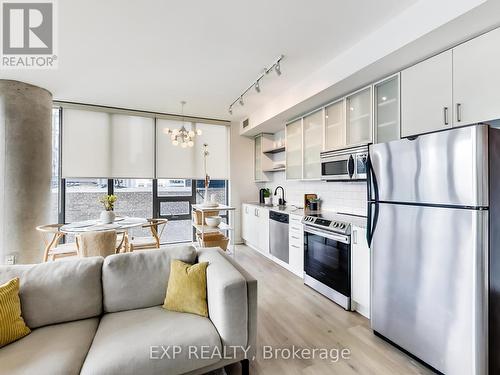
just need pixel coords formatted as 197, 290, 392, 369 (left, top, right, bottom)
36, 224, 80, 262
77, 230, 118, 258
128, 218, 168, 251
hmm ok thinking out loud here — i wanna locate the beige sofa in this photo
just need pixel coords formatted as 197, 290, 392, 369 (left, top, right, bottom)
0, 246, 257, 375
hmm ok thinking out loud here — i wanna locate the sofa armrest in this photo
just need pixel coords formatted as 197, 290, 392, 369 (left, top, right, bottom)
198, 248, 256, 353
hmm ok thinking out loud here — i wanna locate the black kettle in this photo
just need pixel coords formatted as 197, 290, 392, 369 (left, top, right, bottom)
259, 188, 266, 204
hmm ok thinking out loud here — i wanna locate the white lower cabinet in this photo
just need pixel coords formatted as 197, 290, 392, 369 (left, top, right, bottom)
288, 214, 304, 278
241, 204, 269, 255
351, 225, 370, 318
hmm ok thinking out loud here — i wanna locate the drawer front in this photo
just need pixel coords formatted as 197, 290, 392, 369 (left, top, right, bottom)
289, 224, 303, 233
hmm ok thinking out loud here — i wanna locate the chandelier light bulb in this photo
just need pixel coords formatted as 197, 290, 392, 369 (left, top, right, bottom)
172, 128, 179, 135
196, 129, 202, 136
188, 141, 194, 147
172, 140, 179, 146
170, 134, 176, 141
162, 127, 170, 134
188, 130, 195, 137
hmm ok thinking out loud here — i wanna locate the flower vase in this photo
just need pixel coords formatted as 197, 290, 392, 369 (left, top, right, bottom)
100, 210, 115, 224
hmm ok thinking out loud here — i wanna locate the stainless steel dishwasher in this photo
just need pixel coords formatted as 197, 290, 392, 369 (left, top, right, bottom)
269, 211, 289, 263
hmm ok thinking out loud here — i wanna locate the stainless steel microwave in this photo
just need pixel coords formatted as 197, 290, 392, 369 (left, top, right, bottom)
320, 145, 368, 181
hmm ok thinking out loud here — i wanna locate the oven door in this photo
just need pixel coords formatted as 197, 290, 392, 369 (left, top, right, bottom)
303, 226, 351, 298
321, 155, 354, 180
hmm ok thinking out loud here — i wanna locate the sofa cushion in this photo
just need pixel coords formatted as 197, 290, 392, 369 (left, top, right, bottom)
102, 246, 197, 313
0, 317, 99, 375
0, 257, 103, 328
0, 278, 31, 347
80, 306, 221, 375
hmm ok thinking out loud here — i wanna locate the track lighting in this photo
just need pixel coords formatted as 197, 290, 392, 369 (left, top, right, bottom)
275, 62, 281, 76
228, 55, 284, 115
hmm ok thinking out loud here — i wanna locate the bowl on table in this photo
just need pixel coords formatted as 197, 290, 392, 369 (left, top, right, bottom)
205, 216, 222, 228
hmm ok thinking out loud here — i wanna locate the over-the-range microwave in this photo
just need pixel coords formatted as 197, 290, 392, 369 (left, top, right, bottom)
320, 145, 368, 181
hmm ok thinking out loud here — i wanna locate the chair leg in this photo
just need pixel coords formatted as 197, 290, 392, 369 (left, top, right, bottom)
241, 359, 249, 375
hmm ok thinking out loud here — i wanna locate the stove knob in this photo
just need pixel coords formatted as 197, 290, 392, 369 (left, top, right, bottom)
340, 224, 345, 229
333, 222, 338, 227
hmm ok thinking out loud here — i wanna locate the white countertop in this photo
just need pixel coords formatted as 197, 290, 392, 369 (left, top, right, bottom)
243, 202, 367, 228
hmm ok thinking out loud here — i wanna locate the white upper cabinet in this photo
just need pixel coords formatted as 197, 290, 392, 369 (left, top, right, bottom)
401, 50, 453, 137
286, 119, 303, 180
303, 110, 322, 179
453, 27, 500, 126
374, 75, 400, 143
324, 99, 346, 151
346, 87, 372, 145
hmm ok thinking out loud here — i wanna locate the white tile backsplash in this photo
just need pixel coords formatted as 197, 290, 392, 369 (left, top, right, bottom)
257, 171, 367, 216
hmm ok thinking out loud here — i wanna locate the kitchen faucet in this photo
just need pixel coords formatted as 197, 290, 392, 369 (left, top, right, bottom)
274, 186, 286, 206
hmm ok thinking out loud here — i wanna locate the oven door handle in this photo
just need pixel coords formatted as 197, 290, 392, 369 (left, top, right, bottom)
304, 226, 350, 244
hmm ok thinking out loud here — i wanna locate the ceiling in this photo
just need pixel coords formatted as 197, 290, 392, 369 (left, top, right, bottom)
1, 0, 418, 120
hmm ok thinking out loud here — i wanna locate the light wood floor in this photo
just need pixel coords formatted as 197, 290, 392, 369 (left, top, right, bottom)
224, 244, 435, 375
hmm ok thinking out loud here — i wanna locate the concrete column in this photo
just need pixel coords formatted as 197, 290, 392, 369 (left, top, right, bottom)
0, 80, 52, 264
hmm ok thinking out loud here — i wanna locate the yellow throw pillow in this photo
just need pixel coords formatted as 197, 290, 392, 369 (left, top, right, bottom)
0, 278, 31, 348
163, 260, 209, 317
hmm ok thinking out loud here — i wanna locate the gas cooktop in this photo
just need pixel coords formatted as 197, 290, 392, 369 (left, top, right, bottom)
301, 212, 353, 235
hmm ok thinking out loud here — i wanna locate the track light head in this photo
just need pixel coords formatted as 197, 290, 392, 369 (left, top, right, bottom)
239, 96, 244, 106
228, 106, 233, 115
255, 80, 261, 93
275, 62, 281, 76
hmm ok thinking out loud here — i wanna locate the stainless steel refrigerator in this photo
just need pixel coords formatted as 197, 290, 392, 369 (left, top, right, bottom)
367, 124, 500, 375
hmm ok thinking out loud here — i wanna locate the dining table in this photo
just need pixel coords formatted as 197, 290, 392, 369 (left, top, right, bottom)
60, 217, 148, 253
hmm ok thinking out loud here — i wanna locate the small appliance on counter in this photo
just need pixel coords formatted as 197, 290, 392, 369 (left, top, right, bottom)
259, 188, 266, 204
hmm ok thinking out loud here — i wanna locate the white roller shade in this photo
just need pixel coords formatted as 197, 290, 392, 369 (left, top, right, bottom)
157, 120, 229, 179
109, 114, 154, 178
62, 109, 154, 178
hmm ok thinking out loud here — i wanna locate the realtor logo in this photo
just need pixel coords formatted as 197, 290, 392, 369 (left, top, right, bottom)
1, 0, 57, 68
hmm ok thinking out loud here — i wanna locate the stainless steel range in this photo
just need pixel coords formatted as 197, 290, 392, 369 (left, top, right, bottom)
302, 213, 351, 310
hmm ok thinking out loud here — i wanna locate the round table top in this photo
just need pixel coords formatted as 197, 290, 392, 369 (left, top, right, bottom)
60, 217, 148, 233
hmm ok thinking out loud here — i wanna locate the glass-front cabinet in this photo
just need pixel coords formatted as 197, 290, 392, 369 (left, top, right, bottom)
303, 110, 323, 179
254, 135, 262, 181
374, 74, 400, 143
286, 119, 303, 180
254, 134, 273, 182
346, 87, 372, 145
324, 99, 345, 151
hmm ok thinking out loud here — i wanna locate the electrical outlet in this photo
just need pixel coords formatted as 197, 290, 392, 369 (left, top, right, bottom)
5, 255, 15, 265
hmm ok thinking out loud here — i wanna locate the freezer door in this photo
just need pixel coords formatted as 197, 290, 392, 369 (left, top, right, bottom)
371, 203, 488, 375
369, 124, 488, 206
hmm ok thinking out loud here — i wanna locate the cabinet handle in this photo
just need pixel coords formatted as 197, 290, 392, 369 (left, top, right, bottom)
291, 236, 300, 240
443, 107, 449, 125
291, 226, 301, 231
291, 245, 300, 249
456, 103, 462, 122
255, 208, 259, 217
353, 230, 358, 245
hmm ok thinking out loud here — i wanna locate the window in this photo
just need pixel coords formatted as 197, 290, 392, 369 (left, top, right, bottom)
49, 108, 60, 223
114, 179, 153, 238
65, 179, 108, 223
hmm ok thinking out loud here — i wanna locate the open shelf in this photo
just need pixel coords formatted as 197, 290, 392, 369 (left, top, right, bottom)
263, 167, 286, 172
263, 146, 286, 154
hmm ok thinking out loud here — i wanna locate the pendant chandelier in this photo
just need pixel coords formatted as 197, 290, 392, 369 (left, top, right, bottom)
163, 101, 201, 148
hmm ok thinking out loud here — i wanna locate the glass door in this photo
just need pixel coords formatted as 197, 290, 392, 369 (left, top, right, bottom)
286, 119, 303, 180
374, 75, 400, 143
325, 99, 345, 151
303, 110, 323, 179
346, 87, 372, 145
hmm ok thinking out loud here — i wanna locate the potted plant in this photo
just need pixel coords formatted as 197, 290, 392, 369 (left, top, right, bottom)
99, 194, 117, 223
263, 188, 272, 205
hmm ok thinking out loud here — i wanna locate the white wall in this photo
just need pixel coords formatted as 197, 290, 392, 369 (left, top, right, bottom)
229, 122, 258, 243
